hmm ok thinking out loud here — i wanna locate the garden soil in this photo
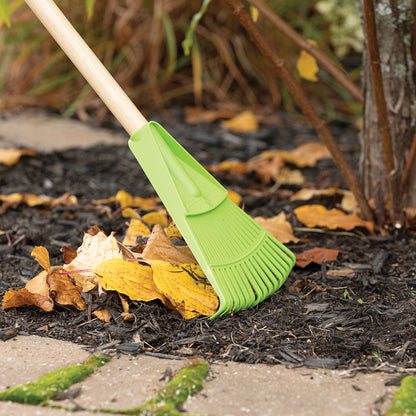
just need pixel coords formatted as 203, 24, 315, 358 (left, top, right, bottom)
1, 110, 415, 415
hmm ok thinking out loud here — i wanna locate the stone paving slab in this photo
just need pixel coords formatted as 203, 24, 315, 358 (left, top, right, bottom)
0, 335, 395, 416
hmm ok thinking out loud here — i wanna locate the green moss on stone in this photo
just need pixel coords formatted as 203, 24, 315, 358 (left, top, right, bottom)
386, 376, 416, 416
0, 355, 110, 405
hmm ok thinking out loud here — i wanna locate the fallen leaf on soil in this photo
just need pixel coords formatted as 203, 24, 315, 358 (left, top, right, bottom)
48, 271, 85, 310
150, 260, 218, 319
294, 204, 374, 233
248, 153, 284, 183
0, 148, 36, 166
221, 110, 259, 132
296, 40, 319, 82
0, 192, 76, 214
61, 246, 78, 264
142, 212, 168, 227
291, 188, 357, 212
63, 230, 123, 291
3, 246, 85, 311
94, 258, 165, 303
274, 167, 305, 185
254, 212, 299, 243
295, 247, 340, 267
207, 160, 248, 176
93, 190, 158, 210
166, 223, 182, 240
32, 246, 51, 271
2, 287, 53, 311
227, 189, 242, 206
184, 106, 235, 124
122, 219, 151, 246
93, 309, 112, 323
121, 207, 140, 219
142, 224, 197, 265
118, 293, 134, 321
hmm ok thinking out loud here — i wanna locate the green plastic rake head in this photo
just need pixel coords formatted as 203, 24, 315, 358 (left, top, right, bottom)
129, 122, 295, 317
26, 0, 296, 318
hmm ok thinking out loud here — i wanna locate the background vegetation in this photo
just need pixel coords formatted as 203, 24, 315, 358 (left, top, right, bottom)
0, 0, 363, 122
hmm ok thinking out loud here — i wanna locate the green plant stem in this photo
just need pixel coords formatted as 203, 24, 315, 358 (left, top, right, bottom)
362, 0, 402, 228
246, 0, 363, 103
223, 0, 373, 222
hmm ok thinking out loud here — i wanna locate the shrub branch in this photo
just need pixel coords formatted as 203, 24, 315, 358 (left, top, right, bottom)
246, 0, 363, 103
223, 0, 373, 222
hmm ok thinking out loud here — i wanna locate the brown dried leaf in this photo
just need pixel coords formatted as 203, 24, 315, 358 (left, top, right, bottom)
48, 271, 86, 310
248, 153, 284, 183
254, 212, 299, 244
294, 204, 374, 234
2, 288, 53, 311
295, 247, 340, 268
93, 309, 112, 323
142, 224, 197, 265
61, 246, 78, 264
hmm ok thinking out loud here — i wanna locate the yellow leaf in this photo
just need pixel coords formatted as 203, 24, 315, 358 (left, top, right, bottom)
63, 231, 123, 292
166, 222, 182, 240
255, 212, 300, 243
31, 246, 51, 272
150, 260, 219, 319
294, 204, 374, 233
23, 194, 54, 207
207, 160, 248, 177
122, 219, 151, 246
115, 190, 133, 208
227, 189, 242, 206
93, 309, 112, 323
121, 207, 140, 219
221, 110, 259, 132
142, 212, 168, 227
0, 148, 36, 166
296, 40, 319, 82
94, 258, 165, 303
142, 224, 197, 265
250, 5, 259, 21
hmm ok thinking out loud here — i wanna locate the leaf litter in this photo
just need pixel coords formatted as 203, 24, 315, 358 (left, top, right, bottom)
1, 114, 416, 376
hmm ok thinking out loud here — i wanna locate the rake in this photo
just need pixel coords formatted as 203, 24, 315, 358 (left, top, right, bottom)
24, 0, 296, 317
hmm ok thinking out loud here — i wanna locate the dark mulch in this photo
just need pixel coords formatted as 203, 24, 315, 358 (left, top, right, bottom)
1, 111, 415, 371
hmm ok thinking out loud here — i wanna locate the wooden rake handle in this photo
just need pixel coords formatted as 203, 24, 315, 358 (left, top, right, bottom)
24, 0, 148, 136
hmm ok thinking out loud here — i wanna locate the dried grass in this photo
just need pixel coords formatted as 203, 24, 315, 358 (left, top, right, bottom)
0, 0, 347, 120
